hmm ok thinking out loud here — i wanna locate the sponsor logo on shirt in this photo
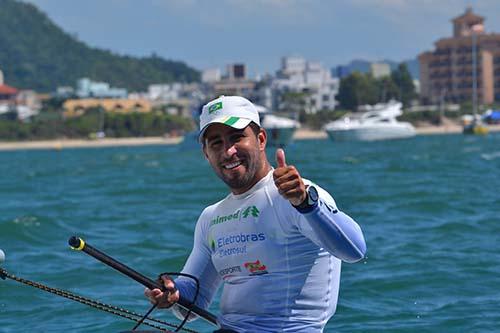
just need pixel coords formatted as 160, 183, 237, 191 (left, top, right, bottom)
244, 260, 268, 275
211, 232, 266, 258
242, 206, 259, 218
209, 205, 260, 227
218, 265, 242, 280
217, 233, 265, 248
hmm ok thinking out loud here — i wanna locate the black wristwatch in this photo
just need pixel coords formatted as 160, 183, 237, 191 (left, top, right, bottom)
294, 185, 319, 212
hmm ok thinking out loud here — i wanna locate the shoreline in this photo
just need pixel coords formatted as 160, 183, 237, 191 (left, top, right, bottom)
293, 124, 500, 139
0, 136, 182, 151
1, 125, 499, 151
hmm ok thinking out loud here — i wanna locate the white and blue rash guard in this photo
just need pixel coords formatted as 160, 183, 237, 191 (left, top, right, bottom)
173, 170, 366, 332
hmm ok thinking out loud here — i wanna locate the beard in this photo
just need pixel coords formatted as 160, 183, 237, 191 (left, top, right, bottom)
213, 150, 262, 193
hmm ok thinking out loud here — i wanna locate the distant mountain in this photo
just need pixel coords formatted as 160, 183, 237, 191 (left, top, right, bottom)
0, 0, 200, 92
334, 58, 420, 79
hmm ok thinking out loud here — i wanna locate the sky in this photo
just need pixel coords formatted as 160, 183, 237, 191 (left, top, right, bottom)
23, 0, 500, 77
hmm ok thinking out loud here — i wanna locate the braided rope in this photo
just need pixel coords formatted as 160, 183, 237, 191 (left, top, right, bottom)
0, 268, 198, 333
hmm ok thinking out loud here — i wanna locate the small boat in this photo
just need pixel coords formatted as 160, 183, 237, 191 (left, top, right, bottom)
324, 100, 415, 141
463, 121, 489, 135
256, 105, 300, 147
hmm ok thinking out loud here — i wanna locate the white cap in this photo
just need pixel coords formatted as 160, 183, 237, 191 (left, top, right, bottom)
0, 249, 5, 263
199, 96, 261, 142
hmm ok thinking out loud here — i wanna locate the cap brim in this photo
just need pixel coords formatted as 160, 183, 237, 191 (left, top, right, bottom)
198, 116, 253, 143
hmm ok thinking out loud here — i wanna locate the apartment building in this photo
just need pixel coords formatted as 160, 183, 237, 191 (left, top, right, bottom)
210, 63, 256, 97
419, 8, 500, 104
272, 56, 339, 113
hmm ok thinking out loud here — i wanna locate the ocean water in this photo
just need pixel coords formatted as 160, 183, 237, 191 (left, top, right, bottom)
0, 133, 499, 333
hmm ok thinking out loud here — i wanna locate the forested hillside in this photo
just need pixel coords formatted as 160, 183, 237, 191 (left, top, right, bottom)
0, 0, 199, 92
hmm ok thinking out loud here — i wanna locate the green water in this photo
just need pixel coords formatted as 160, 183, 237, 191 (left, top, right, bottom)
1, 134, 499, 332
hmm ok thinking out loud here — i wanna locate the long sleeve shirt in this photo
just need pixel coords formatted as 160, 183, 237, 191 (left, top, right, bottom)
174, 170, 366, 332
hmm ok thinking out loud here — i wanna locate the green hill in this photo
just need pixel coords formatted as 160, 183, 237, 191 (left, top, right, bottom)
0, 0, 200, 92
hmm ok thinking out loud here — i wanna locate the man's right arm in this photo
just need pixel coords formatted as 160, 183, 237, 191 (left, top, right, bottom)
292, 184, 366, 263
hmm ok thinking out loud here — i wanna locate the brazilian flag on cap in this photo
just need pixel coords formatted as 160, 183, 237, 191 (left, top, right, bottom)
208, 102, 223, 114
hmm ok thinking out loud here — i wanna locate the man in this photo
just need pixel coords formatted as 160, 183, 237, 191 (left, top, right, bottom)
146, 96, 366, 332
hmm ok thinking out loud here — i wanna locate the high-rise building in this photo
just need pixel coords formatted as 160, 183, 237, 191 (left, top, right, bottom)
419, 8, 500, 104
226, 63, 247, 80
209, 63, 255, 97
272, 56, 339, 113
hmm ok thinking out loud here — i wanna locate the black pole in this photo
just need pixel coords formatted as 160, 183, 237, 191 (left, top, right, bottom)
68, 236, 219, 328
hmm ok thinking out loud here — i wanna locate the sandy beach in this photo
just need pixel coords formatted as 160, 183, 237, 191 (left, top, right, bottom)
0, 136, 182, 151
1, 125, 499, 151
415, 124, 500, 135
293, 124, 500, 139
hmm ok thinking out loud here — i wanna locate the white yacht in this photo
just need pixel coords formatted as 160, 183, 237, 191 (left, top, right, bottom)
256, 105, 300, 147
324, 101, 416, 141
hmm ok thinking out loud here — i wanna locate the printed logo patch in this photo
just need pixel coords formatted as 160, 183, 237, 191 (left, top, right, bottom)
210, 206, 260, 227
219, 265, 242, 280
242, 206, 259, 218
244, 260, 268, 275
211, 232, 266, 258
208, 102, 222, 114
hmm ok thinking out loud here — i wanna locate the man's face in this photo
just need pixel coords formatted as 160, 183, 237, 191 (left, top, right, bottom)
203, 123, 266, 194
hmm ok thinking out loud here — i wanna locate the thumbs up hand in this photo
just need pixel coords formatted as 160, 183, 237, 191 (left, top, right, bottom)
273, 148, 307, 206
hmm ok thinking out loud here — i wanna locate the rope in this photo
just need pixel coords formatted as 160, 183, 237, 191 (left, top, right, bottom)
0, 268, 199, 333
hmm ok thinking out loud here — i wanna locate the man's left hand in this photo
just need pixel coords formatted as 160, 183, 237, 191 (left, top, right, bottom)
273, 148, 307, 206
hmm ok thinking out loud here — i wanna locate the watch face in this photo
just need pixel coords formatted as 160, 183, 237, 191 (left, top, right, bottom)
308, 186, 319, 204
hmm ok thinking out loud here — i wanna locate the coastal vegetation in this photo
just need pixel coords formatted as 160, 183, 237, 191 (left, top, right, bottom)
337, 64, 417, 110
299, 110, 349, 130
398, 101, 498, 126
0, 0, 199, 92
0, 108, 193, 141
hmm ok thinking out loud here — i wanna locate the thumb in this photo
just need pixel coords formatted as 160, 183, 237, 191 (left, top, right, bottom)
276, 148, 287, 168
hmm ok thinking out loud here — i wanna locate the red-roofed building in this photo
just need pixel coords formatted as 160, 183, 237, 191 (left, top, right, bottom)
0, 84, 18, 100
0, 82, 21, 118
0, 70, 40, 120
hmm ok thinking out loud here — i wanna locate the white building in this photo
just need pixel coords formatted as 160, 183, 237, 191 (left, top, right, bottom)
56, 86, 75, 98
281, 56, 307, 75
0, 69, 40, 120
201, 68, 222, 83
144, 82, 206, 118
76, 78, 127, 98
148, 83, 183, 101
271, 56, 339, 113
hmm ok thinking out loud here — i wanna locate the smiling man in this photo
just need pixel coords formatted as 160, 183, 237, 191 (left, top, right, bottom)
145, 95, 366, 332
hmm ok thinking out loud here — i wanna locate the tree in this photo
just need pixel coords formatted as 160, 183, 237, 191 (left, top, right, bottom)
391, 63, 416, 106
279, 91, 312, 114
0, 0, 200, 92
376, 76, 399, 102
337, 72, 378, 110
